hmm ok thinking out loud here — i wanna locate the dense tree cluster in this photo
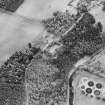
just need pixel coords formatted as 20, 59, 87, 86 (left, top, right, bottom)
49, 12, 105, 72
0, 83, 25, 105
0, 43, 40, 105
0, 0, 24, 12
0, 43, 40, 84
42, 11, 76, 35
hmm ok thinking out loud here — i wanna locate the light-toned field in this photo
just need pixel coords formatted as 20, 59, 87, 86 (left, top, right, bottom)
0, 0, 71, 65
0, 0, 105, 65
16, 0, 71, 19
0, 12, 45, 65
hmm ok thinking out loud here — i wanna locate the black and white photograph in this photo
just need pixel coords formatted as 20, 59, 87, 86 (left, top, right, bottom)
0, 0, 105, 105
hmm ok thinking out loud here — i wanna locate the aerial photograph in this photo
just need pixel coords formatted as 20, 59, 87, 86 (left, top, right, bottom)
0, 0, 105, 105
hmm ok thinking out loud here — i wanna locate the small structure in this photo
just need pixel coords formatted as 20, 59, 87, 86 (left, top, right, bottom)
68, 47, 105, 105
